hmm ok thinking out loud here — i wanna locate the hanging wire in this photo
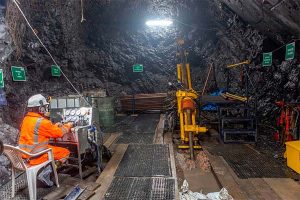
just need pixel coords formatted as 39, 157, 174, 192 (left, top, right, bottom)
262, 38, 300, 54
12, 0, 91, 106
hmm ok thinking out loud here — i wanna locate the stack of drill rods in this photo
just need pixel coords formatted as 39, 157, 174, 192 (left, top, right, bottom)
120, 93, 167, 111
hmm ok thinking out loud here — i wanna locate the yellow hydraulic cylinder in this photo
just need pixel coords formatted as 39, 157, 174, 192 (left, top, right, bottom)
177, 64, 182, 82
179, 112, 185, 142
192, 111, 196, 125
186, 63, 192, 89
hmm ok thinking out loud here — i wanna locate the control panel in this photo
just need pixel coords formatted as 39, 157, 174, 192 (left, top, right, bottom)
49, 101, 102, 178
63, 107, 93, 126
50, 107, 100, 147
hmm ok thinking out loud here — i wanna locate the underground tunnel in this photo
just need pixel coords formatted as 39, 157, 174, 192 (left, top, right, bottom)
0, 0, 300, 199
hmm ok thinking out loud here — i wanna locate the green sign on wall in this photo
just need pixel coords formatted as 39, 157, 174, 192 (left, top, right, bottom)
0, 69, 4, 88
285, 42, 295, 60
133, 64, 143, 72
11, 66, 26, 81
263, 52, 272, 66
51, 65, 61, 77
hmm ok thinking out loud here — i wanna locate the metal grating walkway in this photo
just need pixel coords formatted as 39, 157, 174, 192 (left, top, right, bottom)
116, 114, 160, 144
115, 144, 172, 177
105, 114, 176, 199
207, 144, 287, 179
105, 177, 175, 200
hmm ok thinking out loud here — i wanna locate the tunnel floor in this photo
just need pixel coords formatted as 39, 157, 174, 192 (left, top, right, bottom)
114, 114, 160, 144
103, 114, 176, 200
206, 143, 287, 179
2, 113, 300, 200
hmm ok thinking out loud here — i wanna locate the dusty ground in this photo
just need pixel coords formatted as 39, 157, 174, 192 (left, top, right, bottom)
173, 138, 221, 194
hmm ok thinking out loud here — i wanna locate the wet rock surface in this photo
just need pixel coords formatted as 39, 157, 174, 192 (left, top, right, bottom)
0, 0, 299, 188
0, 0, 299, 127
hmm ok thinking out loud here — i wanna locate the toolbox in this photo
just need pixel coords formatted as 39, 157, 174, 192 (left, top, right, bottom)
286, 141, 300, 174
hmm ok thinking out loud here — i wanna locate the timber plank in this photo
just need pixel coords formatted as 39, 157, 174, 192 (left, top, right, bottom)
42, 185, 73, 200
205, 151, 248, 199
78, 190, 95, 200
169, 143, 180, 200
219, 157, 263, 200
249, 178, 282, 200
153, 114, 165, 144
90, 144, 128, 200
103, 132, 121, 149
264, 178, 300, 200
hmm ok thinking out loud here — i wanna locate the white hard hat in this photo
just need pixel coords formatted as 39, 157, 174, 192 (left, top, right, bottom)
27, 94, 49, 108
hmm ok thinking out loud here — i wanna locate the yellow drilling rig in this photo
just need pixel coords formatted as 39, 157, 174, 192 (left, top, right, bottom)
176, 38, 207, 159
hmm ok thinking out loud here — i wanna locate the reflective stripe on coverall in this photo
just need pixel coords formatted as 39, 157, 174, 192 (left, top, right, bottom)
18, 112, 71, 165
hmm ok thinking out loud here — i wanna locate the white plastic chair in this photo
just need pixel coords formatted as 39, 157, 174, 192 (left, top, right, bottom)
3, 144, 59, 200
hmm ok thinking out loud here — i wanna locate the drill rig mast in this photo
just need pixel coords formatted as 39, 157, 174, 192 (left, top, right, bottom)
176, 38, 207, 159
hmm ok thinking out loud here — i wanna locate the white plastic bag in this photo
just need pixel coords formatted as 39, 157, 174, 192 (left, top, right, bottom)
180, 180, 234, 200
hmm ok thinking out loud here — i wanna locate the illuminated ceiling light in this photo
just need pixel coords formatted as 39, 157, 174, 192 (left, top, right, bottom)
145, 19, 173, 27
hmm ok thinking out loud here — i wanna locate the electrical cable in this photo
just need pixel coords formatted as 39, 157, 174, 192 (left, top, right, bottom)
263, 38, 300, 54
12, 0, 91, 107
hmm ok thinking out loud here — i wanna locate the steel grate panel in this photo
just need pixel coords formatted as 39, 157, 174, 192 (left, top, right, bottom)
207, 144, 287, 179
104, 177, 175, 200
116, 133, 155, 144
127, 177, 152, 199
115, 144, 171, 177
150, 177, 175, 200
104, 177, 132, 199
115, 114, 160, 144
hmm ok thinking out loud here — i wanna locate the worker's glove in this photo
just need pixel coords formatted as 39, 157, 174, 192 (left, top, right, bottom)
63, 122, 74, 132
55, 122, 63, 127
66, 122, 75, 128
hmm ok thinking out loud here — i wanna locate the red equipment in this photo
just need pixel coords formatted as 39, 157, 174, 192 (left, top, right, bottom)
275, 101, 300, 144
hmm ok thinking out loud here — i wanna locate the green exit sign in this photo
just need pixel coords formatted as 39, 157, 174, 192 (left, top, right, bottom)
0, 69, 4, 88
263, 52, 272, 66
133, 64, 143, 72
11, 66, 26, 81
51, 65, 61, 77
285, 42, 295, 60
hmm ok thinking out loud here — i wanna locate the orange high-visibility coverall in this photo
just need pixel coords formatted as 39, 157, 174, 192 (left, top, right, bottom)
18, 112, 71, 165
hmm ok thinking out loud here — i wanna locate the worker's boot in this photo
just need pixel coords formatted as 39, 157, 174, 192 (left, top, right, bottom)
37, 165, 54, 187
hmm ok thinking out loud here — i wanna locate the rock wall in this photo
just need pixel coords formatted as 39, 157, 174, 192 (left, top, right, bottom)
3, 0, 93, 126
0, 0, 299, 127
205, 0, 300, 120
220, 0, 300, 36
1, 0, 218, 126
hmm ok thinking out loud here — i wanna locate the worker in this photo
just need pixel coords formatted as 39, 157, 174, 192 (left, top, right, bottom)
18, 94, 73, 185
